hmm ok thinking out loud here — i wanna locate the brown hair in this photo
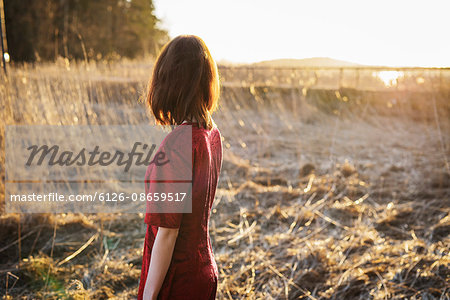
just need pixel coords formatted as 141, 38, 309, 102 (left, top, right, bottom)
147, 35, 220, 130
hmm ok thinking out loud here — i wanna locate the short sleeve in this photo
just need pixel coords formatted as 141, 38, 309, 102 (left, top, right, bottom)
145, 210, 183, 228
144, 128, 192, 228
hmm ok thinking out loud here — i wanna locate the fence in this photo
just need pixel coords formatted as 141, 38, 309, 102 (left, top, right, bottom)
218, 65, 450, 92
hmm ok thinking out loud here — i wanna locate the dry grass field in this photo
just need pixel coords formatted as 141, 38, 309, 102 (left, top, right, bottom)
0, 60, 449, 299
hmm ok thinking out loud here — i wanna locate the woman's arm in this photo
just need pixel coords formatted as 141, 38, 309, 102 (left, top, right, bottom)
143, 227, 179, 300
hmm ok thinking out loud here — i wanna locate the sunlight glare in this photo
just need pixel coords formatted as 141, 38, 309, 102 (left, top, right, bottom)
376, 71, 403, 87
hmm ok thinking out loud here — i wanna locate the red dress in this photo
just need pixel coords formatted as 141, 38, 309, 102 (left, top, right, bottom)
138, 122, 222, 300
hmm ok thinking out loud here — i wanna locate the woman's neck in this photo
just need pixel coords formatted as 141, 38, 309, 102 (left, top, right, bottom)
182, 117, 198, 124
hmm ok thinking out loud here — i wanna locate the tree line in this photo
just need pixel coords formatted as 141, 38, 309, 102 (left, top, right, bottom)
3, 0, 168, 62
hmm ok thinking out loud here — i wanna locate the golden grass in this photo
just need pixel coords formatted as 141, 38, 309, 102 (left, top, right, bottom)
0, 61, 449, 299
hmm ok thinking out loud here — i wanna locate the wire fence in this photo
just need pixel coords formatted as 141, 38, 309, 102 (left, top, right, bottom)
219, 65, 450, 92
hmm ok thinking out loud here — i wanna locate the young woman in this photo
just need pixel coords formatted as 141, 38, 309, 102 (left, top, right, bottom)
138, 35, 222, 300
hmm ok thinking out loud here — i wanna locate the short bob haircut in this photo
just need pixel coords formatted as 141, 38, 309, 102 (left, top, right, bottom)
147, 35, 220, 130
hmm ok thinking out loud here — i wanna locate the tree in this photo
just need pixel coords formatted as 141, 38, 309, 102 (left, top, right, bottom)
4, 0, 168, 62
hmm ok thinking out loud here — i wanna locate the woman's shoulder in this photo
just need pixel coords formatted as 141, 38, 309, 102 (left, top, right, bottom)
193, 121, 220, 141
158, 124, 192, 153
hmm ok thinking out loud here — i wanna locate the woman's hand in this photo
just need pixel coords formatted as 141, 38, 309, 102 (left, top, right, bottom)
143, 227, 179, 300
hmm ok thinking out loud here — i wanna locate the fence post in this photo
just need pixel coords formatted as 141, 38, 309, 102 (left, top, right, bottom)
0, 0, 8, 76
355, 69, 360, 89
0, 0, 7, 75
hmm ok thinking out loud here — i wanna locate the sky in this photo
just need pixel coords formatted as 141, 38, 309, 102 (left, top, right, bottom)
153, 0, 450, 67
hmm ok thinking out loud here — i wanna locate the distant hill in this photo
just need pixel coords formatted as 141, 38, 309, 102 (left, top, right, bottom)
252, 57, 362, 68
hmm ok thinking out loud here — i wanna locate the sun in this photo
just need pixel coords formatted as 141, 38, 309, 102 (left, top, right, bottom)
376, 71, 403, 87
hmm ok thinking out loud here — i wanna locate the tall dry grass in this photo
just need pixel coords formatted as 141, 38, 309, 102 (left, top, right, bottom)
0, 60, 449, 299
